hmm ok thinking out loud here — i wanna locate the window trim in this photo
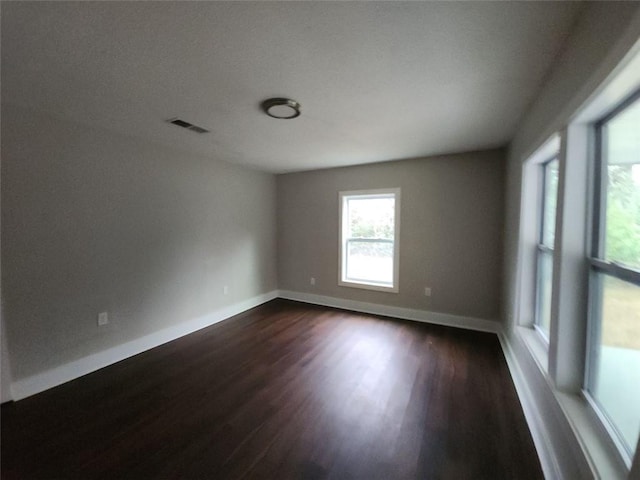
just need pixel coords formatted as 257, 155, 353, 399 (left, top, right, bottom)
515, 133, 560, 334
338, 188, 401, 293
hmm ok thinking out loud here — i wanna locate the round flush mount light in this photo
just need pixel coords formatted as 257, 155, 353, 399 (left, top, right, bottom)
261, 97, 301, 119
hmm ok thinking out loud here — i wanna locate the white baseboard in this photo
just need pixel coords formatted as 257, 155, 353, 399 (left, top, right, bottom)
498, 331, 562, 480
10, 290, 279, 401
9, 287, 624, 478
280, 290, 572, 477
278, 290, 501, 333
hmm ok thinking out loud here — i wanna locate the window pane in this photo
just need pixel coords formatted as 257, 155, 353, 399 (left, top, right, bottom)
590, 274, 640, 453
346, 240, 393, 284
348, 197, 395, 240
603, 97, 640, 269
535, 251, 553, 336
542, 159, 559, 247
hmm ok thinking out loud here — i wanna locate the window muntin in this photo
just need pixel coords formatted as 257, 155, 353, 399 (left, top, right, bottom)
587, 91, 640, 457
339, 189, 400, 292
535, 158, 559, 337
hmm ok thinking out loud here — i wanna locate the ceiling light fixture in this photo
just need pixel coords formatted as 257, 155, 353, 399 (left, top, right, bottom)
261, 98, 301, 119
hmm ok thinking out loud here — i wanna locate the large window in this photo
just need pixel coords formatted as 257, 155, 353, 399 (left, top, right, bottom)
515, 44, 640, 477
535, 158, 559, 338
586, 91, 640, 456
339, 189, 400, 292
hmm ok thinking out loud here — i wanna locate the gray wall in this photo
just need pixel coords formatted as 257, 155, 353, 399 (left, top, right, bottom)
278, 150, 505, 320
1, 104, 278, 381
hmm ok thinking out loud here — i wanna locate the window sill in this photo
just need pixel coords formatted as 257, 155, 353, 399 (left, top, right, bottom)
338, 279, 398, 293
518, 326, 549, 374
517, 326, 629, 478
555, 391, 629, 478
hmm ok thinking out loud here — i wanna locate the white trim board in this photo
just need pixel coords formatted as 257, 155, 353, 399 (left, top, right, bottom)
10, 290, 279, 401
278, 290, 501, 334
498, 331, 563, 480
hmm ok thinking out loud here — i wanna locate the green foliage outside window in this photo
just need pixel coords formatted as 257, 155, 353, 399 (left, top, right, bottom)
606, 165, 640, 269
348, 197, 395, 257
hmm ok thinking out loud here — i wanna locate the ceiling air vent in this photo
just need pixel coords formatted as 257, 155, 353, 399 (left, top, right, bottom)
167, 118, 210, 134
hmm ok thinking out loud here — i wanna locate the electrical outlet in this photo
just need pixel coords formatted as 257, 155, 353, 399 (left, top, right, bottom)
310, 277, 316, 286
223, 285, 229, 295
424, 287, 432, 297
98, 312, 109, 326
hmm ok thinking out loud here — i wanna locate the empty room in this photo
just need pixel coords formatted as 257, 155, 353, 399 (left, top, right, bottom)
1, 2, 640, 479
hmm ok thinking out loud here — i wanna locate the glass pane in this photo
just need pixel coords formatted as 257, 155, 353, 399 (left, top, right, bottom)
346, 240, 393, 284
603, 97, 640, 269
535, 251, 553, 336
348, 197, 395, 240
542, 159, 559, 247
590, 274, 640, 453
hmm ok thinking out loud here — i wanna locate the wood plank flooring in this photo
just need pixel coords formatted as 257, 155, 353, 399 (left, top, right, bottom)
1, 299, 543, 479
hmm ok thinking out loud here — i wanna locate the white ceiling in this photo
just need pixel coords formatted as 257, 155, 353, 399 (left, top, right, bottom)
1, 1, 584, 173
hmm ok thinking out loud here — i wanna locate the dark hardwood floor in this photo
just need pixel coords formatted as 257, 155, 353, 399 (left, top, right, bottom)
1, 299, 543, 479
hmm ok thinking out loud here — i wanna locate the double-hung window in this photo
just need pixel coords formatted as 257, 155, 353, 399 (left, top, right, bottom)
339, 189, 400, 292
586, 90, 640, 456
535, 158, 559, 338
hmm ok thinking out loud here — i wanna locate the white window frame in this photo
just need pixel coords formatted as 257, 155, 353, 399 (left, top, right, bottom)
516, 134, 560, 342
338, 188, 401, 293
584, 88, 640, 460
534, 156, 559, 340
